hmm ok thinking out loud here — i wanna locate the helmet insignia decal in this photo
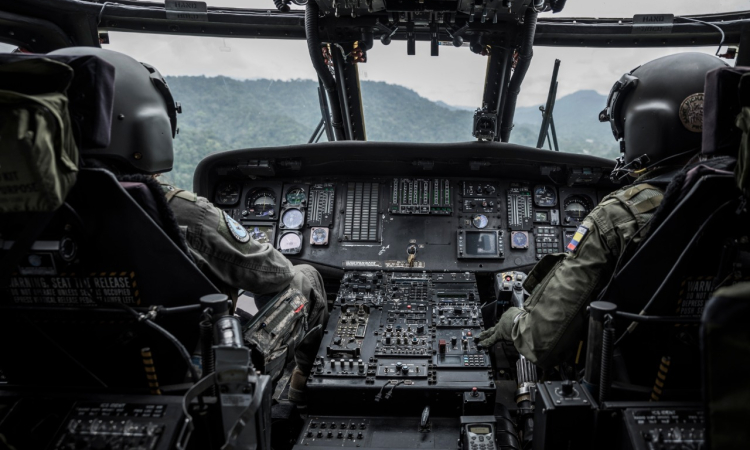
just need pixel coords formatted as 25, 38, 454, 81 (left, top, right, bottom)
679, 93, 704, 132
224, 211, 250, 243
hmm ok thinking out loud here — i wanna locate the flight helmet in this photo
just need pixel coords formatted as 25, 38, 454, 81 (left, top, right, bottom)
599, 52, 726, 180
49, 47, 180, 174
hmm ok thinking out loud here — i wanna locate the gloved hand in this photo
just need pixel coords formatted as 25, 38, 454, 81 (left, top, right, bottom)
476, 323, 504, 348
289, 324, 323, 405
476, 307, 522, 348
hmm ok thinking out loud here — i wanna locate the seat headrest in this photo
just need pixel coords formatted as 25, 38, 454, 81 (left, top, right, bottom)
0, 53, 115, 150
702, 66, 750, 157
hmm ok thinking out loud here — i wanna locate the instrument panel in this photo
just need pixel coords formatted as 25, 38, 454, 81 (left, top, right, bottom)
213, 177, 606, 271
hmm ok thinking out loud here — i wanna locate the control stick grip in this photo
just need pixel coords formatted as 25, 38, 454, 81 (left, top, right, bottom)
494, 272, 528, 310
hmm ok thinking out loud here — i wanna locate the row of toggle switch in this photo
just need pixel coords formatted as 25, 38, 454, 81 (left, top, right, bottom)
385, 324, 426, 334
383, 335, 425, 346
307, 430, 365, 440
306, 421, 368, 440
316, 357, 368, 373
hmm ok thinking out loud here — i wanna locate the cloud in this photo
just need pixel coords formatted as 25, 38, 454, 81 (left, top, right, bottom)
106, 0, 746, 108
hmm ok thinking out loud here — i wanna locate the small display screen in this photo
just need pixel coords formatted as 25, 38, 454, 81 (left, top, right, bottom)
246, 225, 274, 244
535, 211, 549, 222
464, 231, 498, 256
470, 426, 491, 434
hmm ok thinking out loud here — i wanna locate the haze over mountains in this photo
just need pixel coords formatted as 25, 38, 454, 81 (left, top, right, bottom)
164, 76, 619, 189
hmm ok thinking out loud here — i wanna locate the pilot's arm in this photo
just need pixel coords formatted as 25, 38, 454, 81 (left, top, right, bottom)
479, 214, 615, 369
478, 183, 663, 369
165, 188, 295, 295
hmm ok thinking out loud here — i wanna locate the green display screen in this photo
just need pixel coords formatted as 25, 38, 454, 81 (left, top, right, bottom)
470, 426, 490, 434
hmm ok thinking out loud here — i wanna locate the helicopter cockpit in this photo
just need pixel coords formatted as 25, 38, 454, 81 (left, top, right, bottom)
1, 0, 750, 449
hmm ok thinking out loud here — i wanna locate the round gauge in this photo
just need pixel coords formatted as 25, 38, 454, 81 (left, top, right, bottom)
247, 189, 276, 217
534, 185, 557, 207
511, 231, 529, 249
215, 182, 241, 206
564, 195, 593, 221
281, 208, 304, 229
472, 214, 489, 229
311, 227, 329, 245
279, 232, 302, 251
286, 187, 306, 206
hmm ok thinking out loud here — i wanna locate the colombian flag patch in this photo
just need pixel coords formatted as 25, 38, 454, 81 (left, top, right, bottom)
566, 225, 589, 252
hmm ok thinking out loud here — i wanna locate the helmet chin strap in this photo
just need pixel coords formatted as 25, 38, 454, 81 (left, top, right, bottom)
609, 148, 700, 183
610, 154, 650, 182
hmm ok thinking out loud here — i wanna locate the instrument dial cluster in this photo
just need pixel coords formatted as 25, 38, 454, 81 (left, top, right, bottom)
215, 178, 601, 270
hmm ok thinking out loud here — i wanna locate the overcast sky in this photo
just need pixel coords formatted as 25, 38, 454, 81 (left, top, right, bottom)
103, 0, 746, 108
3, 0, 746, 108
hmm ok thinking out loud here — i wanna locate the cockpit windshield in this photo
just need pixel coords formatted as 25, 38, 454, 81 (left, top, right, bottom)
70, 0, 750, 187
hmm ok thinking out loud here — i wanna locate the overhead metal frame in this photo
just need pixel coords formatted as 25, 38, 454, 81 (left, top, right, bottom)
1, 1, 748, 50
1, 0, 748, 146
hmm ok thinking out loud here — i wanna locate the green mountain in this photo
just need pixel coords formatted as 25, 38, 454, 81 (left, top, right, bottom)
511, 89, 619, 158
163, 76, 618, 189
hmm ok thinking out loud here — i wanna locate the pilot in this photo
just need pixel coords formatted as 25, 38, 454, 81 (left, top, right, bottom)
477, 53, 726, 369
49, 47, 327, 403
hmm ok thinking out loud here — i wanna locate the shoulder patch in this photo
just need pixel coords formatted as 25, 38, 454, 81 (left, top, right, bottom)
566, 225, 589, 253
223, 211, 250, 243
679, 93, 704, 132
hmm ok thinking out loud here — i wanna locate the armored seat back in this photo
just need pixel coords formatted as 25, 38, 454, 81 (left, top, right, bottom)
598, 66, 750, 394
0, 54, 219, 389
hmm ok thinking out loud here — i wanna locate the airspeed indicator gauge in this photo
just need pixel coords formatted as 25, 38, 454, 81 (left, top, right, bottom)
281, 208, 304, 229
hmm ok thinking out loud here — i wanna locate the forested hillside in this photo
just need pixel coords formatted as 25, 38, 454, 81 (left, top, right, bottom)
164, 76, 618, 189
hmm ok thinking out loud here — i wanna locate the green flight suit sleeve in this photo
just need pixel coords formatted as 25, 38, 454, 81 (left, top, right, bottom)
497, 210, 619, 369
168, 191, 295, 295
479, 181, 665, 369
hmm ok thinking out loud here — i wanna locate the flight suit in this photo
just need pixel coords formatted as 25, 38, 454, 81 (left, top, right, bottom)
162, 185, 328, 401
478, 173, 666, 369
161, 185, 326, 321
